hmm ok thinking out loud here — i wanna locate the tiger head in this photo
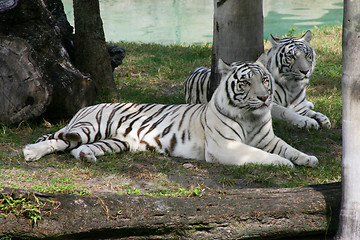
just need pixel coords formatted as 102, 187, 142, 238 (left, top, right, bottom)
214, 59, 274, 118
269, 30, 315, 83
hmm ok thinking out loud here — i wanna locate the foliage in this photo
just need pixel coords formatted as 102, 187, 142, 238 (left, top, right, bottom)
0, 193, 42, 225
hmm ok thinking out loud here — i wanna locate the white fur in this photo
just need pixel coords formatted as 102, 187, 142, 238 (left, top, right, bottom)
23, 60, 318, 168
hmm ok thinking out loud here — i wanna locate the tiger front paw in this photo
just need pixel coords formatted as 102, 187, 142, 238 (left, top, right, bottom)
293, 117, 320, 129
271, 154, 295, 168
23, 145, 40, 161
23, 144, 46, 161
293, 155, 318, 168
313, 113, 331, 129
272, 156, 295, 168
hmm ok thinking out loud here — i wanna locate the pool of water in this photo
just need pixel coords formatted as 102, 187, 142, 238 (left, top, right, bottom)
62, 0, 343, 44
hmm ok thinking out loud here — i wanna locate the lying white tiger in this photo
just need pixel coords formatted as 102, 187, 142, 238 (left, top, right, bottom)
23, 60, 318, 168
184, 30, 331, 129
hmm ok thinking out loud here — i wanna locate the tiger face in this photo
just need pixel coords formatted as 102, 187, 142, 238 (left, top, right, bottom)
218, 60, 273, 115
270, 30, 315, 82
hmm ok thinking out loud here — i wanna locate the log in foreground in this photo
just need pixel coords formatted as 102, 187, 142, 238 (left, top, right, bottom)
0, 183, 340, 239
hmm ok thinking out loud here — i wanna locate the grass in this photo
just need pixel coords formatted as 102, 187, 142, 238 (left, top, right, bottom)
1, 193, 43, 225
0, 25, 342, 197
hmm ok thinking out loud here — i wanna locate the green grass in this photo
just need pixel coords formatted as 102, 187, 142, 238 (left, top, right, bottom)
119, 184, 204, 197
0, 25, 342, 195
110, 41, 212, 104
1, 193, 43, 225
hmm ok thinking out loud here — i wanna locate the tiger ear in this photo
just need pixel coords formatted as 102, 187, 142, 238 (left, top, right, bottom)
301, 30, 312, 43
269, 34, 281, 47
218, 59, 231, 77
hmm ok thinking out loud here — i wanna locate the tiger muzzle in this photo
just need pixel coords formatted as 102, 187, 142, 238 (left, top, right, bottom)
257, 96, 269, 102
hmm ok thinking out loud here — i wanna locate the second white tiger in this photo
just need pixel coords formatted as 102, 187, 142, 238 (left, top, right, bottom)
184, 31, 331, 129
23, 60, 318, 168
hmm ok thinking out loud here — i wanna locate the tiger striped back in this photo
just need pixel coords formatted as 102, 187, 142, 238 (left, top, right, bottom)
23, 60, 318, 168
184, 67, 211, 104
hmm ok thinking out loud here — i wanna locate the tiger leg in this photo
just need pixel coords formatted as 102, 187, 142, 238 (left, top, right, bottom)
271, 103, 320, 129
35, 133, 53, 143
205, 140, 295, 168
70, 139, 129, 163
23, 139, 73, 161
262, 137, 318, 167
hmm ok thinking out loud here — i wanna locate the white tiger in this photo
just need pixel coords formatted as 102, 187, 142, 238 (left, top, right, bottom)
184, 30, 331, 129
23, 60, 318, 168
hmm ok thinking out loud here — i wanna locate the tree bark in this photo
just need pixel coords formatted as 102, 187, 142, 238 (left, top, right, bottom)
73, 0, 116, 95
0, 0, 96, 124
0, 183, 340, 239
0, 37, 50, 124
209, 0, 264, 100
335, 1, 360, 239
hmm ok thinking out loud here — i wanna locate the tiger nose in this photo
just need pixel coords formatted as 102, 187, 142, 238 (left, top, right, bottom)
257, 96, 268, 102
300, 69, 309, 75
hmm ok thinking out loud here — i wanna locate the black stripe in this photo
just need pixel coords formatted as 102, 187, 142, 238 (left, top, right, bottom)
274, 83, 287, 105
143, 112, 171, 137
215, 128, 236, 141
162, 123, 174, 137
169, 134, 177, 153
213, 106, 244, 141
141, 105, 168, 126
94, 105, 108, 142
178, 105, 198, 130
154, 134, 162, 149
267, 139, 281, 154
290, 89, 306, 106
181, 131, 186, 143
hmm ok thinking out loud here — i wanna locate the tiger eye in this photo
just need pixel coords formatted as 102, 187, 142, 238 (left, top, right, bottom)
262, 77, 270, 88
239, 80, 250, 87
306, 53, 313, 61
286, 55, 294, 62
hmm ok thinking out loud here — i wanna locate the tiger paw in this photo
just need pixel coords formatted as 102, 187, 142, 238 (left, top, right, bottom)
71, 147, 97, 163
23, 143, 47, 161
273, 157, 295, 168
293, 155, 318, 168
23, 145, 41, 161
293, 117, 320, 129
313, 113, 331, 129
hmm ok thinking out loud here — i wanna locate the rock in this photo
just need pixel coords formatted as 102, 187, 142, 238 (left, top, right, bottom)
183, 163, 195, 169
107, 44, 126, 71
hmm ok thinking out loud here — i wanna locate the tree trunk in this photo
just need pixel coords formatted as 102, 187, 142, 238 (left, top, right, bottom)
209, 0, 264, 100
335, 1, 360, 239
0, 0, 96, 124
0, 37, 50, 124
73, 0, 116, 95
0, 183, 340, 239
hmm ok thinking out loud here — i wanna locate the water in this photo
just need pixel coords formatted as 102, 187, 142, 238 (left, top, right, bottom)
62, 0, 343, 44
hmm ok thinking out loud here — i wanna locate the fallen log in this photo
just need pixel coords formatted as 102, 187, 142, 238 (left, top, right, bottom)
0, 183, 340, 239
